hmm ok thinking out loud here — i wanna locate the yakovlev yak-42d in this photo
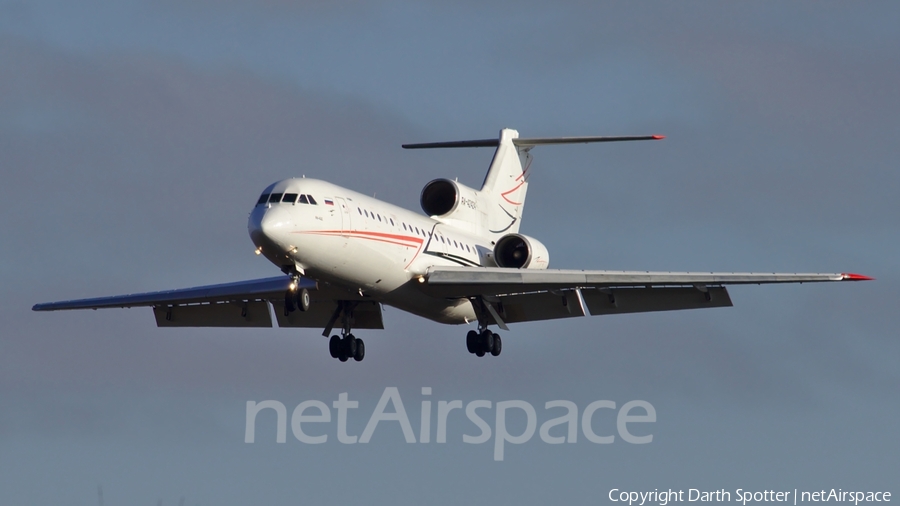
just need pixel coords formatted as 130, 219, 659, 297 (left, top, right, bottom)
34, 129, 872, 362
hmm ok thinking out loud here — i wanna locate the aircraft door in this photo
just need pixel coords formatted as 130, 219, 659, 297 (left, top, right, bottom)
335, 197, 351, 237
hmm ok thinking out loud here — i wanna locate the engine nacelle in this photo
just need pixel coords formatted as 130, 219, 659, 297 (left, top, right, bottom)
420, 179, 485, 233
493, 233, 550, 270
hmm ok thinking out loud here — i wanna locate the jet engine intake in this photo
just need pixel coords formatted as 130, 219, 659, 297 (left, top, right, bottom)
420, 179, 459, 217
493, 233, 550, 269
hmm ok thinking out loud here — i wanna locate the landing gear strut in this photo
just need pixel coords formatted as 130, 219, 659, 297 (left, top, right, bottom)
324, 301, 365, 363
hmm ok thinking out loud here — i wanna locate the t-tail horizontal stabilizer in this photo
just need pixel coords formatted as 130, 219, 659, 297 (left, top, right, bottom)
402, 135, 664, 149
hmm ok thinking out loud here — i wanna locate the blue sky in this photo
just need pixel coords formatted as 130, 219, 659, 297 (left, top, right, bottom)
1, 2, 898, 504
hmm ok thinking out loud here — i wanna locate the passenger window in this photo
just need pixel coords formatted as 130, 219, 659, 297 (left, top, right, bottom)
440, 236, 445, 243
377, 215, 382, 222
403, 223, 407, 231
269, 193, 283, 203
390, 218, 394, 226
307, 195, 318, 205
358, 207, 362, 215
257, 194, 270, 205
298, 195, 309, 204
283, 193, 298, 203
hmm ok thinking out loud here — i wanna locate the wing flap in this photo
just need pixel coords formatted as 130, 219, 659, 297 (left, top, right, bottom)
272, 300, 384, 329
491, 290, 587, 324
581, 287, 732, 315
483, 286, 732, 325
153, 301, 273, 328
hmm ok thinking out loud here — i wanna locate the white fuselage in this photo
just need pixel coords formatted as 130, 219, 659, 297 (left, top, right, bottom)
248, 178, 494, 324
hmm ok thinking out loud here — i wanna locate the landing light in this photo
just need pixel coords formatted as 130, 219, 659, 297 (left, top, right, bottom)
254, 247, 262, 255
289, 282, 297, 291
417, 276, 425, 284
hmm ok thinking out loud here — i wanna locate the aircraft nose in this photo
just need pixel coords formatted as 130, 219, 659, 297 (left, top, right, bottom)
248, 205, 293, 249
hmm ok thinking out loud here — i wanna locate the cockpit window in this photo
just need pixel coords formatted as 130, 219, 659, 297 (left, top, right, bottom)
298, 194, 309, 204
269, 193, 283, 203
257, 194, 270, 205
283, 193, 298, 203
307, 195, 318, 205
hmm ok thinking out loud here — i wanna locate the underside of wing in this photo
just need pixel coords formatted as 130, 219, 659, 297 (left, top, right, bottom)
483, 286, 733, 325
422, 267, 870, 325
32, 277, 379, 329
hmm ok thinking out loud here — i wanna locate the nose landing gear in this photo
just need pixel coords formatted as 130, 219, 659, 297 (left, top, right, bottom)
283, 287, 311, 316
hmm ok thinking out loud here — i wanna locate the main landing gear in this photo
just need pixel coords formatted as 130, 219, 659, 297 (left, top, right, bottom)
466, 329, 501, 357
322, 301, 365, 363
329, 334, 365, 362
466, 297, 504, 358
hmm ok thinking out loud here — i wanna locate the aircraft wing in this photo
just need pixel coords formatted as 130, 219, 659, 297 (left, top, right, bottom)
31, 276, 315, 311
421, 267, 872, 326
31, 276, 384, 330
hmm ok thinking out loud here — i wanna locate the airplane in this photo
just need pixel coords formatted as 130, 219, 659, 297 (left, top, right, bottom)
33, 128, 873, 363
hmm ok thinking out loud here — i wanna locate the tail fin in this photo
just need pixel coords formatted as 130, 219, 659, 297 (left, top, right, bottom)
480, 129, 531, 236
402, 129, 663, 238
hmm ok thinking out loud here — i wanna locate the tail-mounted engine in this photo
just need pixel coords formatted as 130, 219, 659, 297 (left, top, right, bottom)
493, 233, 550, 269
420, 179, 485, 233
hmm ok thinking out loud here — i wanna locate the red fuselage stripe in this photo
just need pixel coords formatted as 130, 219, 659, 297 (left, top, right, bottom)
297, 230, 423, 248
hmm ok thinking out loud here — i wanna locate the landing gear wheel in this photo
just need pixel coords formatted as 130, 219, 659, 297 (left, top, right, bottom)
338, 354, 349, 362
491, 333, 502, 356
343, 334, 357, 357
329, 335, 341, 359
353, 339, 365, 362
480, 329, 494, 353
296, 288, 311, 312
466, 330, 478, 354
475, 349, 485, 357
